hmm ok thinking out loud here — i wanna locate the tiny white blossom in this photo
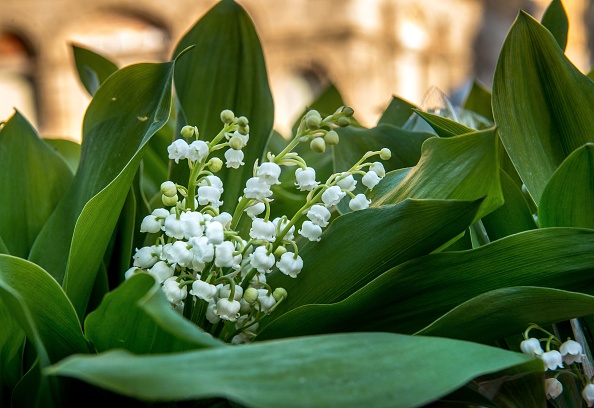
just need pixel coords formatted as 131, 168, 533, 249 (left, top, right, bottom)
257, 288, 277, 312
162, 277, 187, 305
163, 214, 184, 239
214, 241, 236, 268
231, 333, 252, 344
299, 220, 323, 241
362, 171, 381, 190
369, 161, 386, 177
307, 205, 331, 227
189, 280, 217, 301
560, 339, 585, 365
520, 338, 543, 356
180, 211, 204, 239
545, 378, 563, 399
167, 139, 189, 163
539, 350, 564, 371
336, 173, 356, 192
244, 177, 272, 200
218, 284, 243, 302
245, 202, 266, 219
322, 186, 346, 207
272, 217, 295, 241
124, 267, 141, 280
148, 261, 175, 283
133, 246, 159, 268
584, 384, 594, 407
140, 214, 162, 233
189, 236, 215, 270
186, 140, 209, 162
224, 149, 244, 169
206, 221, 225, 245
197, 185, 223, 208
249, 246, 276, 273
216, 298, 241, 321
212, 212, 233, 229
295, 167, 319, 191
349, 194, 371, 211
198, 175, 224, 192
276, 252, 303, 278
165, 240, 193, 267
257, 162, 282, 185
250, 218, 276, 241
205, 301, 220, 324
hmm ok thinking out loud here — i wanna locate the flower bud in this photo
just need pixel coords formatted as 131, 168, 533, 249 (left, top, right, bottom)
337, 116, 350, 127
274, 245, 287, 258
161, 181, 177, 197
208, 157, 223, 173
380, 148, 392, 160
220, 109, 235, 124
162, 194, 178, 206
305, 114, 321, 130
310, 137, 326, 153
237, 116, 249, 127
229, 134, 245, 150
342, 106, 354, 117
238, 125, 250, 135
273, 287, 288, 301
324, 130, 339, 145
180, 125, 198, 139
545, 378, 563, 399
244, 287, 259, 304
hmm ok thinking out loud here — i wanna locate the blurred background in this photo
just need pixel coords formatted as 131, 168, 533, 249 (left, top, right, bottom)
0, 0, 592, 141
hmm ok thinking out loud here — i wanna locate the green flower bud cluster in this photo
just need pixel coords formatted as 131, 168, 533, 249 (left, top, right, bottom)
292, 106, 354, 154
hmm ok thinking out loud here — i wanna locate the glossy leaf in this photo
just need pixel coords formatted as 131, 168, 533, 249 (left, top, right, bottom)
0, 298, 24, 393
173, 0, 274, 213
258, 228, 594, 339
85, 274, 222, 353
263, 198, 481, 329
0, 255, 88, 365
492, 11, 594, 202
463, 80, 493, 121
417, 287, 594, 343
0, 112, 73, 259
47, 332, 534, 408
414, 109, 473, 137
377, 95, 416, 127
29, 61, 175, 317
541, 0, 568, 50
371, 128, 502, 223
539, 143, 594, 228
43, 138, 81, 175
71, 44, 118, 96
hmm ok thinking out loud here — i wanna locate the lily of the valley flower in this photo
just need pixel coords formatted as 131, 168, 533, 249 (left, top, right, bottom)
321, 185, 346, 207
250, 218, 276, 241
349, 194, 371, 211
560, 339, 585, 365
206, 221, 225, 245
307, 205, 331, 227
520, 338, 544, 356
163, 277, 187, 305
257, 162, 282, 185
276, 252, 303, 278
545, 378, 563, 399
187, 140, 209, 162
249, 246, 276, 273
584, 384, 594, 407
336, 173, 356, 192
362, 170, 382, 190
190, 280, 218, 301
299, 220, 323, 241
295, 167, 319, 191
148, 261, 175, 283
167, 139, 189, 163
216, 298, 241, 321
244, 177, 273, 200
245, 201, 266, 219
539, 350, 564, 371
224, 148, 244, 169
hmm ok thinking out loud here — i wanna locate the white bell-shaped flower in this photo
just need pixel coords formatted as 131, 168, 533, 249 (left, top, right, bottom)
133, 246, 159, 268
162, 277, 187, 305
206, 221, 225, 245
216, 298, 241, 321
205, 300, 220, 324
214, 241, 236, 268
197, 185, 223, 208
295, 167, 319, 191
148, 261, 175, 283
218, 284, 243, 302
520, 338, 543, 356
189, 236, 214, 271
272, 217, 295, 241
250, 218, 276, 241
163, 214, 185, 239
322, 186, 346, 207
190, 280, 217, 301
545, 378, 563, 399
369, 161, 386, 177
560, 339, 585, 365
180, 211, 204, 239
276, 252, 303, 278
244, 177, 272, 200
166, 240, 193, 267
299, 220, 323, 242
245, 201, 266, 219
140, 214, 163, 233
187, 140, 209, 163
349, 194, 371, 211
212, 212, 233, 229
198, 175, 224, 192
167, 139, 189, 163
307, 205, 331, 227
362, 171, 382, 190
124, 267, 141, 280
337, 173, 356, 192
249, 246, 276, 273
539, 350, 564, 371
257, 288, 277, 312
224, 149, 244, 169
257, 162, 282, 185
584, 384, 594, 407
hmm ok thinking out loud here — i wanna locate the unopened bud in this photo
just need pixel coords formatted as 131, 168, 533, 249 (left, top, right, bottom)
337, 116, 350, 127
310, 137, 326, 153
180, 125, 198, 139
162, 194, 178, 206
220, 109, 235, 124
229, 134, 246, 150
237, 116, 249, 127
161, 181, 177, 197
342, 107, 354, 117
274, 246, 287, 258
273, 288, 288, 302
244, 287, 259, 304
379, 148, 392, 160
238, 125, 250, 135
305, 115, 321, 130
324, 130, 339, 145
208, 157, 223, 172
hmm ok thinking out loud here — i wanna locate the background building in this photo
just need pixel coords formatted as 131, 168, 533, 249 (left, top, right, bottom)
0, 0, 592, 140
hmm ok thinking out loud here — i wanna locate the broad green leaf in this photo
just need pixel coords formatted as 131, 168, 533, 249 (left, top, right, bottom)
0, 112, 73, 259
29, 61, 175, 318
413, 109, 473, 137
258, 228, 594, 340
463, 80, 493, 121
371, 128, 502, 222
264, 198, 482, 327
539, 143, 594, 228
0, 255, 88, 365
417, 287, 594, 343
588, 68, 594, 81
377, 95, 416, 126
481, 170, 537, 241
0, 298, 24, 393
71, 44, 118, 96
46, 332, 535, 408
173, 0, 273, 213
11, 359, 60, 408
492, 11, 594, 203
541, 0, 568, 50
43, 138, 81, 175
85, 274, 222, 353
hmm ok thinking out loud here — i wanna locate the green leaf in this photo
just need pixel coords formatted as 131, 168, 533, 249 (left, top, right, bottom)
539, 143, 594, 228
463, 80, 493, 121
46, 332, 535, 408
492, 11, 594, 203
417, 287, 594, 343
43, 138, 81, 175
0, 298, 24, 391
258, 228, 594, 339
173, 0, 274, 213
263, 198, 482, 334
0, 112, 73, 259
588, 68, 594, 81
377, 95, 416, 127
414, 109, 473, 137
0, 255, 88, 365
29, 61, 174, 318
371, 128, 503, 222
71, 44, 118, 96
541, 0, 568, 50
85, 274, 222, 353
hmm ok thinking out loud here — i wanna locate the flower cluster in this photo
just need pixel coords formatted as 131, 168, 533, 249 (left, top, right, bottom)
127, 107, 391, 343
520, 324, 592, 403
